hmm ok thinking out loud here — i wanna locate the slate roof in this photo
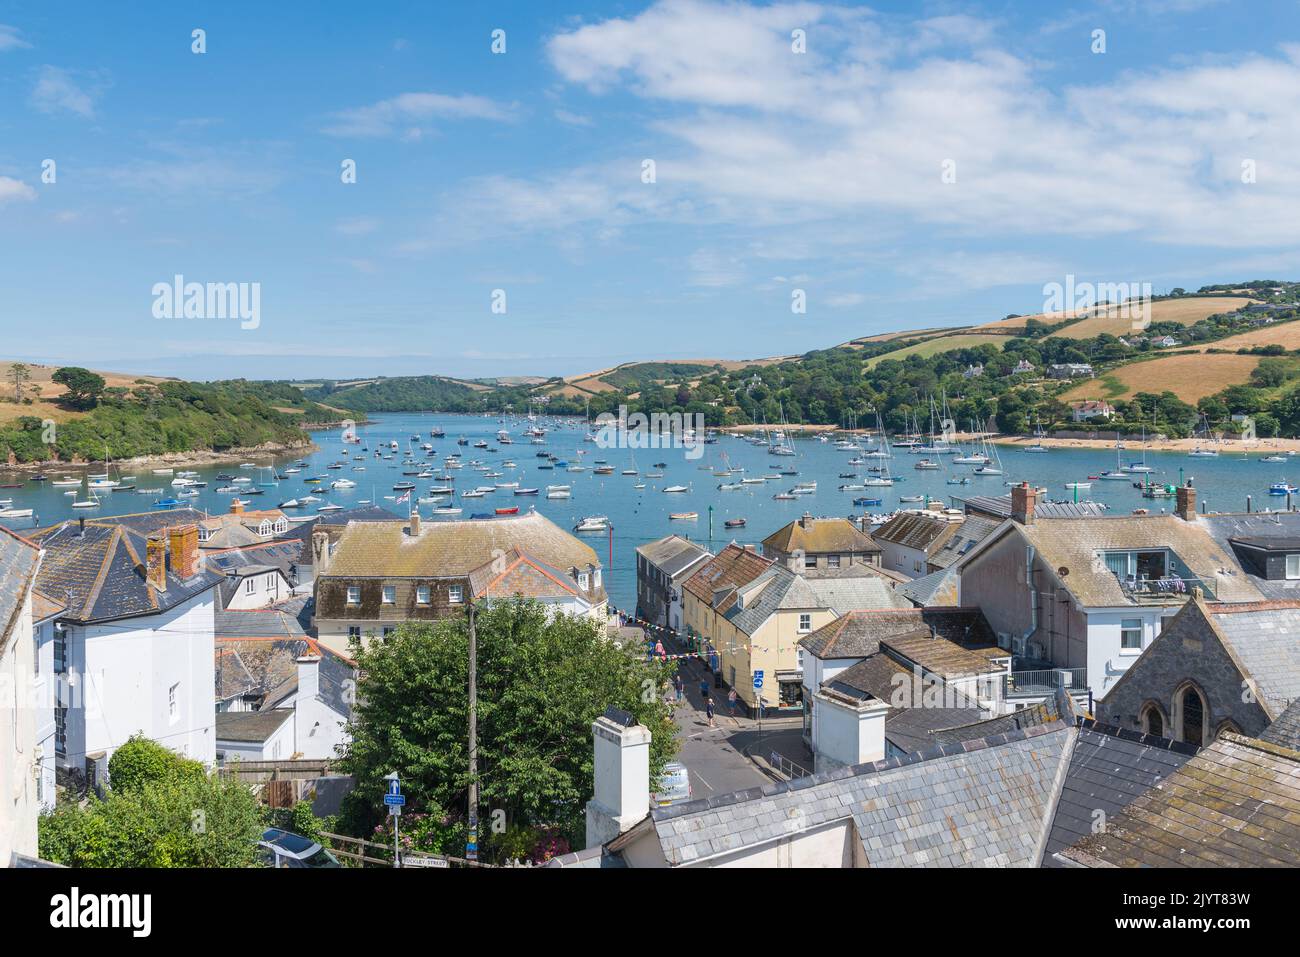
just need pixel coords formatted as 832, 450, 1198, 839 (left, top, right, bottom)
215, 611, 354, 719
896, 566, 960, 606
682, 544, 773, 611
957, 495, 1107, 519
643, 722, 1074, 866
723, 564, 828, 636
1259, 699, 1300, 750
206, 540, 304, 581
800, 607, 995, 660
30, 519, 224, 623
870, 512, 962, 555
1042, 719, 1197, 866
321, 509, 601, 582
0, 526, 40, 654
272, 506, 405, 557
976, 515, 1263, 607
927, 515, 1000, 570
927, 701, 1059, 748
216, 708, 295, 744
1061, 733, 1300, 867
470, 548, 589, 603
1199, 511, 1300, 599
636, 535, 712, 579
802, 574, 911, 613
1207, 602, 1300, 716
762, 516, 879, 556
880, 632, 1004, 680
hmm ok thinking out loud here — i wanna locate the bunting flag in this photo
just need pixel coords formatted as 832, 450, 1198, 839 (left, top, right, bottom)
608, 602, 778, 656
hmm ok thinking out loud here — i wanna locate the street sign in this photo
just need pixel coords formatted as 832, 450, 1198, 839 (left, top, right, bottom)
753, 670, 764, 690
404, 855, 449, 868
384, 793, 406, 806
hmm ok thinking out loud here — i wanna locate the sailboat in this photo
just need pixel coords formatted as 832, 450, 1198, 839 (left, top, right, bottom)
973, 434, 1003, 475
71, 488, 101, 509
1024, 419, 1050, 453
1124, 427, 1154, 473
88, 444, 120, 489
1189, 414, 1220, 457
862, 414, 895, 486
1098, 437, 1130, 480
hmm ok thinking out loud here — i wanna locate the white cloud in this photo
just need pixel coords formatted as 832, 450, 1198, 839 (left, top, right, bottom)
31, 65, 98, 117
323, 92, 512, 137
826, 292, 865, 307
0, 24, 30, 51
688, 248, 745, 287
0, 176, 37, 204
336, 216, 380, 236
537, 1, 1300, 250
554, 109, 594, 127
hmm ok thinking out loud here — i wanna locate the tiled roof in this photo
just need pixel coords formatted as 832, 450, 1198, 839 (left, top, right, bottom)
988, 515, 1263, 607
1207, 602, 1300, 716
723, 564, 827, 636
215, 617, 354, 719
646, 722, 1073, 866
216, 708, 294, 744
320, 509, 601, 580
682, 543, 773, 611
636, 535, 712, 579
762, 516, 878, 556
802, 574, 911, 613
205, 541, 305, 580
1260, 699, 1300, 750
1042, 720, 1197, 866
927, 701, 1059, 748
879, 632, 1003, 680
871, 512, 962, 554
272, 506, 405, 554
0, 526, 40, 653
472, 548, 588, 602
1199, 511, 1300, 600
927, 515, 1000, 570
957, 496, 1107, 519
799, 608, 995, 660
896, 566, 960, 606
30, 519, 224, 623
1061, 733, 1300, 867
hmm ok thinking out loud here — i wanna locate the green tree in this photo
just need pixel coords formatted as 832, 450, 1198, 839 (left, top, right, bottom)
108, 734, 206, 793
7, 362, 31, 402
51, 366, 107, 409
337, 598, 677, 856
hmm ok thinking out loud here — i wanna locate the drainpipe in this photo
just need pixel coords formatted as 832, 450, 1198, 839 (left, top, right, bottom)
1018, 545, 1038, 658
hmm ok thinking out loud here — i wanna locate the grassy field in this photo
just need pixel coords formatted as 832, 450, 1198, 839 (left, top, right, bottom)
1045, 296, 1257, 339
842, 327, 963, 346
0, 361, 172, 426
864, 333, 1008, 369
1187, 319, 1300, 353
1060, 352, 1262, 404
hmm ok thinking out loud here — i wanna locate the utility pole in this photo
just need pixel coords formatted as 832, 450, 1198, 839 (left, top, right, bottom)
466, 598, 479, 862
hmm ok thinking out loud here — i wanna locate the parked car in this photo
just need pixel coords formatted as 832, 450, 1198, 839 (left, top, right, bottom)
257, 827, 342, 868
652, 762, 692, 806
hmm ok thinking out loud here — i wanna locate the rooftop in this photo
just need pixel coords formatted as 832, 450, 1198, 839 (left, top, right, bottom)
216, 708, 295, 744
635, 534, 712, 579
762, 515, 879, 556
799, 607, 995, 660
870, 511, 962, 554
0, 526, 41, 652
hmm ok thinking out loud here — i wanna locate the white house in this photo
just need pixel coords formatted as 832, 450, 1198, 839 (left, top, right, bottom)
30, 518, 223, 781
0, 527, 42, 865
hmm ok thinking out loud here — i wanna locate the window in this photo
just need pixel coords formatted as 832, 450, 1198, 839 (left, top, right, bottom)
827, 555, 841, 569
1180, 686, 1205, 747
274, 519, 288, 534
258, 520, 272, 536
416, 585, 431, 605
197, 527, 211, 543
1120, 618, 1142, 651
448, 584, 464, 604
168, 683, 179, 723
798, 613, 812, 633
382, 585, 396, 604
245, 577, 256, 595
347, 626, 361, 641
54, 631, 67, 675
54, 706, 66, 756
1141, 704, 1164, 737
593, 569, 602, 588
346, 586, 361, 605
804, 554, 817, 569
1287, 554, 1300, 579
1103, 550, 1168, 581
33, 631, 40, 676
383, 627, 395, 638
578, 573, 589, 590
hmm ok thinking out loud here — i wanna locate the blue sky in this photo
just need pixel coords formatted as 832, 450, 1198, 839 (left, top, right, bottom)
1, 0, 1298, 381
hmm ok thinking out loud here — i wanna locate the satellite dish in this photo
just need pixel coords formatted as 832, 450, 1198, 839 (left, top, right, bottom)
1058, 566, 1070, 577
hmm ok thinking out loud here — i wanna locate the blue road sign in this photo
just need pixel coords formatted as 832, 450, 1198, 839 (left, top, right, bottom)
384, 793, 405, 806
388, 778, 401, 797
753, 670, 764, 690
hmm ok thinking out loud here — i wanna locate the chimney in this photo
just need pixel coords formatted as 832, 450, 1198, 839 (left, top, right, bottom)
311, 530, 332, 576
408, 509, 421, 537
799, 512, 813, 530
145, 535, 167, 592
811, 691, 889, 771
230, 498, 245, 514
1176, 480, 1196, 521
296, 652, 320, 702
168, 524, 200, 579
1011, 481, 1036, 525
585, 708, 652, 850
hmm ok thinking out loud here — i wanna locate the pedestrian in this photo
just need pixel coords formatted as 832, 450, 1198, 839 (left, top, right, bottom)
673, 673, 684, 702
705, 696, 715, 728
727, 688, 737, 717
654, 639, 665, 660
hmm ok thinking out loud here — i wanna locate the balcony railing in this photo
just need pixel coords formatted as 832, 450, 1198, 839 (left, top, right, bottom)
1003, 668, 1088, 698
1116, 575, 1214, 602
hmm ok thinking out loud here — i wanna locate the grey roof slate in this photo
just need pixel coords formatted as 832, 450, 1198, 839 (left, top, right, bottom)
650, 722, 1073, 867
957, 495, 1108, 519
1259, 698, 1300, 750
927, 515, 1000, 570
1200, 511, 1300, 599
0, 527, 40, 650
1042, 719, 1197, 866
636, 535, 712, 579
800, 607, 995, 659
1209, 605, 1300, 715
803, 574, 911, 613
216, 708, 294, 743
896, 566, 959, 606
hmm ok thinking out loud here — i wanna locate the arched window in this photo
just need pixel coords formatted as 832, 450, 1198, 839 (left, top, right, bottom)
1215, 719, 1241, 740
1180, 686, 1205, 747
1141, 703, 1164, 737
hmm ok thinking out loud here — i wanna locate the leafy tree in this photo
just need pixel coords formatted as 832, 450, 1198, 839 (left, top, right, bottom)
51, 366, 106, 409
108, 734, 206, 793
7, 362, 31, 402
337, 598, 677, 856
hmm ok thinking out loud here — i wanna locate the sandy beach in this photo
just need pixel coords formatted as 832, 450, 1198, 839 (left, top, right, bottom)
0, 440, 319, 475
991, 434, 1300, 453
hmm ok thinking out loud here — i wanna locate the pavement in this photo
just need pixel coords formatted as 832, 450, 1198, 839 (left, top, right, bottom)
658, 639, 815, 798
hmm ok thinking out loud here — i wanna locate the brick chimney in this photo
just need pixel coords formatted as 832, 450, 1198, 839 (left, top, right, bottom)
799, 512, 813, 530
229, 498, 245, 514
145, 535, 167, 591
168, 524, 200, 579
409, 509, 421, 537
1176, 479, 1196, 521
1011, 481, 1036, 525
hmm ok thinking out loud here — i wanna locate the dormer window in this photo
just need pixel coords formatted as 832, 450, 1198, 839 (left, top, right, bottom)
1287, 554, 1300, 580
198, 527, 211, 542
578, 572, 589, 590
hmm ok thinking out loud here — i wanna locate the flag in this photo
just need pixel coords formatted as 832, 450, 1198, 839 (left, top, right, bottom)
396, 490, 411, 505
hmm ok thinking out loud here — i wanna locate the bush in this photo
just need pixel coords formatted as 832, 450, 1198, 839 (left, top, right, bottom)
108, 734, 205, 794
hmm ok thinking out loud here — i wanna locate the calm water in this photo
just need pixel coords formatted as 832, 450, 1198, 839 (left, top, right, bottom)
2, 413, 1292, 612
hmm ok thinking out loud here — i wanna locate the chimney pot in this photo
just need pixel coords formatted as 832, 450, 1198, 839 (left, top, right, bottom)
1011, 481, 1036, 525
145, 536, 167, 592
168, 524, 200, 579
1175, 481, 1197, 521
